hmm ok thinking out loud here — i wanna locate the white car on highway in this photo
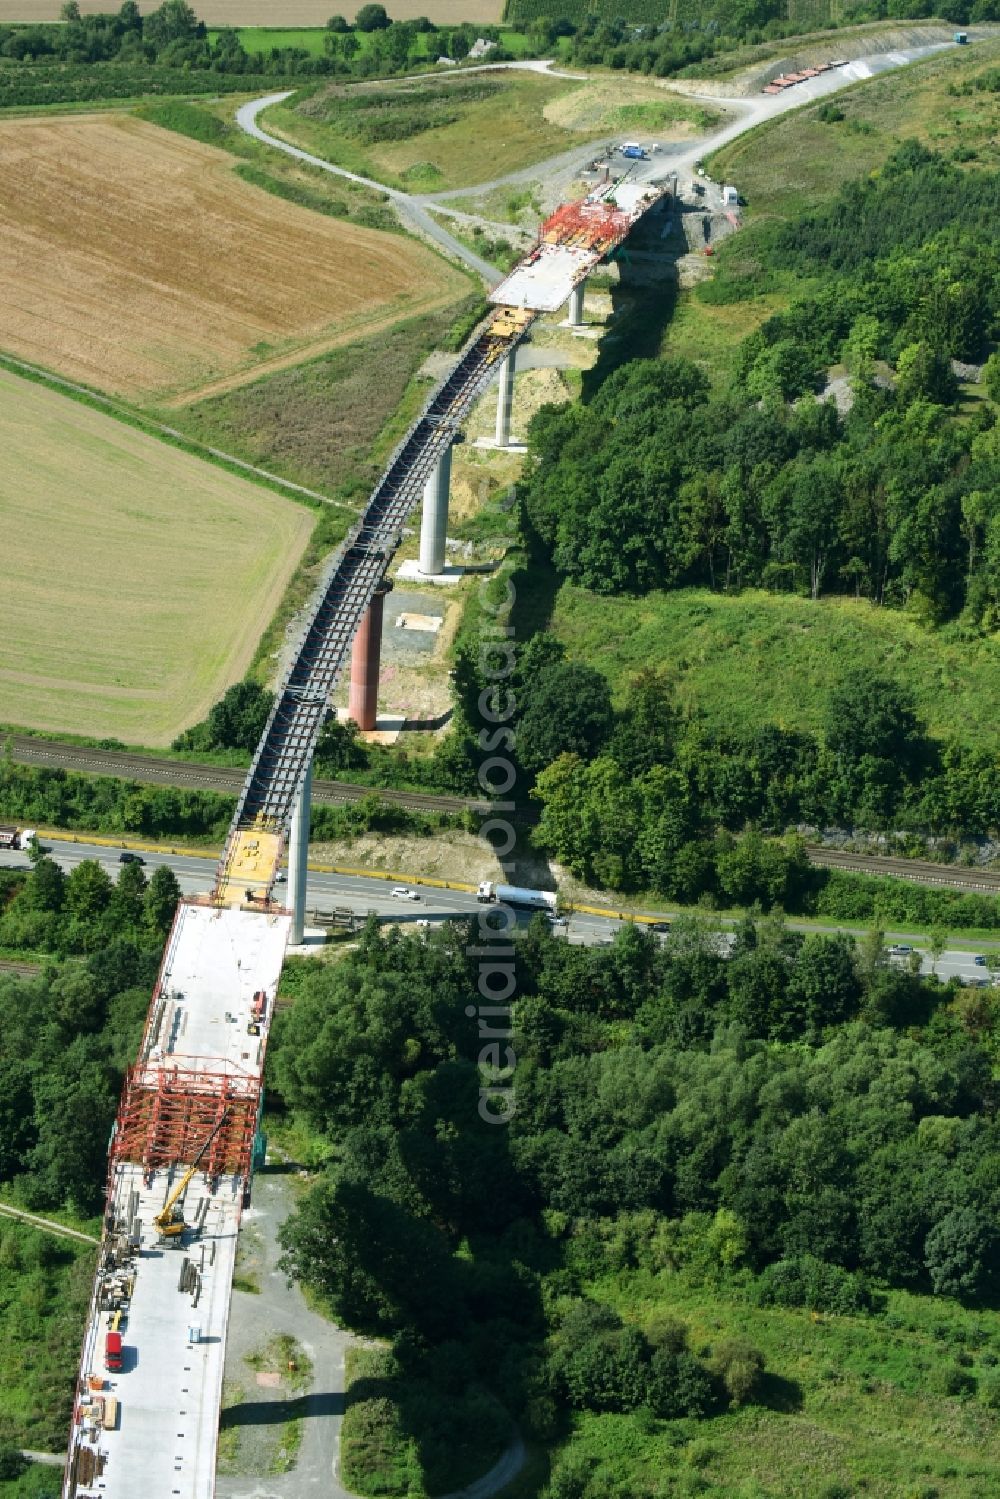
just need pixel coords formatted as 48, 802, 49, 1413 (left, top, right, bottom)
391, 886, 420, 901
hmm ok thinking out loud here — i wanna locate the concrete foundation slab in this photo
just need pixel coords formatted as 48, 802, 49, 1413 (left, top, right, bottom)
284, 928, 330, 956
472, 438, 527, 453
395, 612, 442, 633
336, 707, 404, 744
395, 559, 466, 585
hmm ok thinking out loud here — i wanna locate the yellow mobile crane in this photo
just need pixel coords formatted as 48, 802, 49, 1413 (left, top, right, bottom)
153, 1110, 230, 1241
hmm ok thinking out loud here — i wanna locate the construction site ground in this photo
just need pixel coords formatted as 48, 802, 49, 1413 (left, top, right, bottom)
268, 72, 719, 196
215, 1162, 356, 1499
329, 584, 462, 728
324, 316, 602, 737
309, 827, 511, 886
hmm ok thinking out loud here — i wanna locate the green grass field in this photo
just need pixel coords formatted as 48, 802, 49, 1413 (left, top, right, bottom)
263, 71, 616, 191
208, 25, 329, 53
0, 368, 314, 745
262, 71, 715, 195
552, 586, 1000, 749
167, 298, 481, 505
542, 1271, 1000, 1499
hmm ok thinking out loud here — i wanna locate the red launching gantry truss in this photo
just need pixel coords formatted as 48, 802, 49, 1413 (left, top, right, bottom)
538, 197, 634, 254
110, 1066, 260, 1186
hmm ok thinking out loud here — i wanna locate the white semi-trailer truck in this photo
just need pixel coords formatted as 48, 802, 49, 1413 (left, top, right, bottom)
0, 826, 37, 851
476, 881, 557, 911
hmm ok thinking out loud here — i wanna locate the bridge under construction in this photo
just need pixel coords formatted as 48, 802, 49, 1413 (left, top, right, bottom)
61, 173, 668, 1499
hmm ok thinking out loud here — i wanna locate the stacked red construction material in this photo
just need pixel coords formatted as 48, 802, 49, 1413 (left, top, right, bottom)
540, 197, 633, 253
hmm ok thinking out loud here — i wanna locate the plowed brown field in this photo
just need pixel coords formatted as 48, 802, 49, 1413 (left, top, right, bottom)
0, 0, 500, 16
0, 113, 468, 401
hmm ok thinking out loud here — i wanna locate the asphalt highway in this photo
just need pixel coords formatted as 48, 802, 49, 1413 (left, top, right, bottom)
2, 839, 995, 984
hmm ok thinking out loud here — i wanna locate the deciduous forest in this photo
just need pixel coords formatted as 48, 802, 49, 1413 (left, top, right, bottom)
271, 915, 1000, 1495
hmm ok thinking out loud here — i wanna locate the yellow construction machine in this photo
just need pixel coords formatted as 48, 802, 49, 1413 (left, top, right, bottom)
153, 1111, 230, 1241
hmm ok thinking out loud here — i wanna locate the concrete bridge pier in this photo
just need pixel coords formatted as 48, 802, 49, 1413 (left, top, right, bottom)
348, 580, 392, 732
287, 759, 312, 945
419, 445, 453, 576
568, 279, 586, 326
495, 350, 516, 447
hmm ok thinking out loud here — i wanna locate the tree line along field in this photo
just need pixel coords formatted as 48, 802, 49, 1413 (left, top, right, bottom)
0, 367, 314, 746
0, 112, 469, 403
203, 24, 534, 57
0, 0, 503, 19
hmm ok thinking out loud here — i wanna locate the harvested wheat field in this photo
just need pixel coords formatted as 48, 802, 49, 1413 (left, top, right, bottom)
0, 113, 468, 401
0, 369, 314, 744
1, 0, 500, 17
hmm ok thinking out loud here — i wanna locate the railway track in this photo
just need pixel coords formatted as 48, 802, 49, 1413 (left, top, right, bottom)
807, 847, 1000, 894
0, 959, 41, 978
6, 735, 482, 816
8, 737, 998, 897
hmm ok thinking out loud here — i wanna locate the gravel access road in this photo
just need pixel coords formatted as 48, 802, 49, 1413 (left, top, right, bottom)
215, 1162, 527, 1499
235, 93, 501, 281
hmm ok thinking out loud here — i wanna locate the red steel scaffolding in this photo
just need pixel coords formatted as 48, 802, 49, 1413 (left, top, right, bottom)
110, 1064, 260, 1186
539, 197, 634, 254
